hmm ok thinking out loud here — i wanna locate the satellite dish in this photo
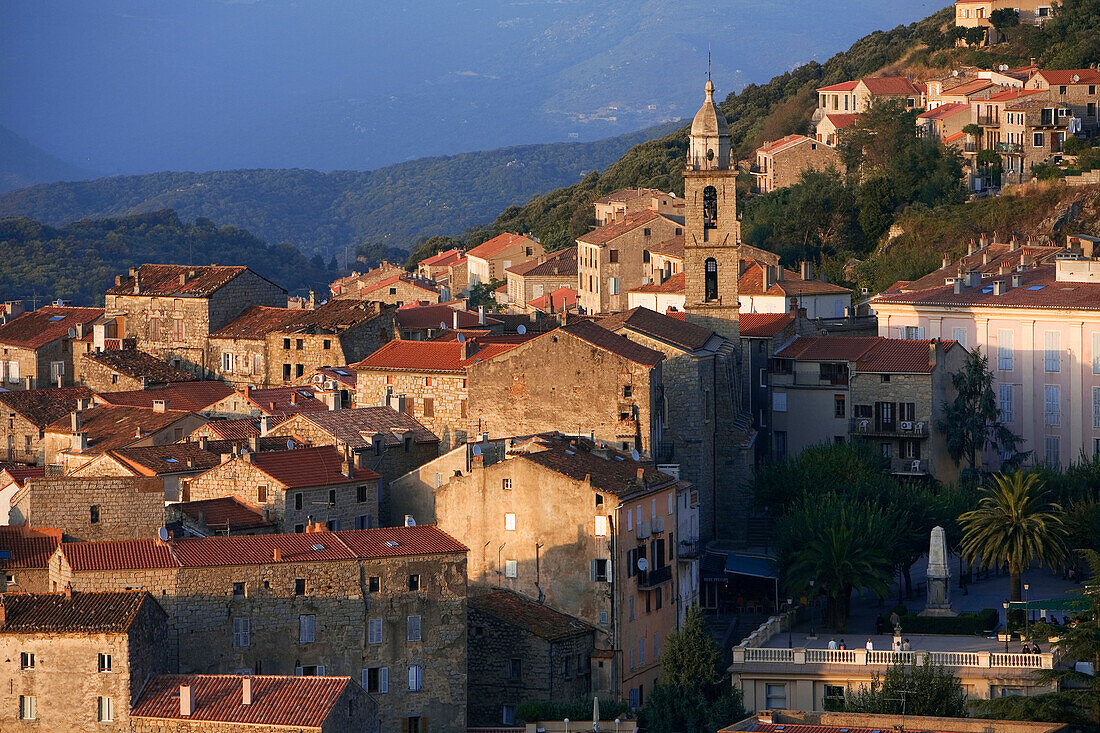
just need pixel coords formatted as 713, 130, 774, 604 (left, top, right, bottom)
472, 444, 483, 456
287, 439, 295, 450
67, 327, 77, 338
1072, 74, 1080, 83
158, 527, 169, 542
630, 449, 640, 462
517, 324, 527, 335
440, 321, 448, 330
637, 557, 649, 572
952, 70, 959, 77
457, 334, 466, 343
405, 516, 416, 527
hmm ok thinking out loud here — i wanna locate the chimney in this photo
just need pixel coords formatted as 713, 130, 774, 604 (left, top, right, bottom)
152, 399, 168, 413
1012, 274, 1023, 288
198, 435, 208, 451
115, 275, 123, 287
965, 270, 981, 287
999, 263, 1011, 275
259, 415, 273, 436
979, 232, 989, 249
0, 598, 5, 627
453, 310, 461, 330
93, 323, 107, 352
800, 261, 813, 280
1010, 235, 1020, 251
942, 252, 951, 269
953, 280, 964, 295
71, 410, 83, 432
636, 467, 646, 487
242, 677, 253, 705
249, 435, 259, 453
71, 431, 88, 453
354, 449, 367, 470
764, 265, 778, 290
243, 385, 251, 399
776, 265, 784, 281
290, 392, 298, 406
273, 547, 282, 562
1021, 252, 1034, 268
180, 685, 194, 717
63, 582, 72, 600
242, 451, 253, 464
179, 273, 188, 287
478, 305, 486, 325
788, 297, 799, 315
342, 459, 352, 477
982, 251, 991, 265
269, 401, 276, 412
460, 338, 478, 361
968, 238, 977, 255
993, 280, 1008, 295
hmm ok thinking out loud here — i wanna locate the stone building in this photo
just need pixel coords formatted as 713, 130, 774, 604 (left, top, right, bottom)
129, 674, 378, 733
208, 299, 397, 387
417, 248, 469, 294
0, 305, 105, 389
1, 467, 44, 526
769, 336, 965, 482
577, 211, 684, 315
814, 76, 924, 121
264, 408, 440, 525
11, 476, 167, 542
739, 312, 799, 464
183, 445, 381, 533
165, 496, 278, 537
68, 443, 222, 503
0, 525, 61, 592
814, 112, 858, 146
41, 404, 208, 473
467, 588, 597, 727
1024, 68, 1100, 133
430, 433, 690, 705
205, 384, 331, 419
329, 261, 406, 299
354, 338, 523, 450
504, 246, 578, 308
724, 710, 1069, 733
105, 264, 287, 377
467, 320, 664, 454
51, 525, 469, 732
0, 590, 171, 733
0, 387, 93, 465
294, 366, 358, 407
77, 344, 196, 392
395, 303, 501, 341
466, 233, 544, 288
341, 273, 444, 306
915, 102, 973, 142
594, 188, 682, 226
955, 0, 1057, 43
750, 134, 844, 193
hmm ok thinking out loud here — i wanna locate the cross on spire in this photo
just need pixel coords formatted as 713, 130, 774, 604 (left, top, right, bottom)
708, 45, 712, 82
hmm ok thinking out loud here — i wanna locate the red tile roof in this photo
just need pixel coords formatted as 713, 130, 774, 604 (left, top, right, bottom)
860, 76, 923, 96
112, 443, 222, 475
356, 273, 440, 296
528, 287, 578, 313
286, 407, 438, 449
95, 382, 234, 412
758, 134, 812, 155
0, 387, 93, 428
81, 349, 197, 384
241, 445, 379, 488
594, 187, 668, 205
244, 386, 329, 415
629, 271, 685, 294
107, 264, 282, 298
918, 102, 971, 120
512, 434, 676, 496
578, 210, 671, 247
775, 336, 882, 362
295, 366, 357, 390
467, 232, 540, 260
776, 336, 958, 374
943, 131, 966, 143
419, 248, 467, 268
210, 305, 295, 339
0, 591, 155, 633
875, 262, 1100, 310
598, 306, 713, 352
560, 320, 664, 367
273, 299, 388, 334
739, 261, 851, 297
940, 79, 1000, 97
817, 81, 859, 92
197, 416, 288, 440
507, 245, 578, 277
131, 674, 354, 728
396, 303, 501, 330
0, 306, 104, 349
1032, 68, 1100, 86
45, 405, 197, 454
171, 496, 274, 532
647, 234, 685, 259
61, 525, 467, 571
0, 525, 62, 569
0, 466, 46, 489
470, 588, 596, 641
353, 339, 521, 373
821, 113, 859, 129
899, 242, 1061, 292
739, 312, 794, 338
986, 88, 1043, 102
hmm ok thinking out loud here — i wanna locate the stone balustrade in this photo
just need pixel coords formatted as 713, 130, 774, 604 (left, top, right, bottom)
731, 646, 1054, 670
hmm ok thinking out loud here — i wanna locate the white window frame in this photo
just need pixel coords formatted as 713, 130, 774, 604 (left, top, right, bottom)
997, 330, 1014, 371
952, 328, 967, 349
594, 515, 608, 536
19, 695, 36, 721
505, 559, 518, 578
772, 392, 788, 412
504, 512, 516, 531
408, 664, 423, 691
1045, 435, 1060, 468
97, 696, 114, 722
1044, 331, 1060, 372
407, 615, 422, 642
299, 614, 316, 644
222, 352, 234, 373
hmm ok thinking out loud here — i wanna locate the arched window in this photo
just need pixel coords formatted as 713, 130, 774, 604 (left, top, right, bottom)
703, 186, 718, 228
705, 258, 718, 302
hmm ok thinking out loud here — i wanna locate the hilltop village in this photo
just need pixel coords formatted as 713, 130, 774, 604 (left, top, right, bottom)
3, 10, 1100, 732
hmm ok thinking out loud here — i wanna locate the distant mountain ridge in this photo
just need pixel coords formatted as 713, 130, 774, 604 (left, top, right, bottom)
0, 125, 95, 194
0, 122, 678, 259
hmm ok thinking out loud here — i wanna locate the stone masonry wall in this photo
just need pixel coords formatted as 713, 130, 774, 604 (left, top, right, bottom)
21, 476, 166, 542
355, 370, 468, 451
0, 411, 48, 464
77, 354, 149, 393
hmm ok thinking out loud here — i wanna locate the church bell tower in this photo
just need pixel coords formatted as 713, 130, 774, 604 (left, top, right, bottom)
683, 78, 740, 339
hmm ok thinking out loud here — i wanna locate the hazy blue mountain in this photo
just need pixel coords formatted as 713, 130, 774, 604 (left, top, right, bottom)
0, 125, 95, 194
1, 0, 935, 177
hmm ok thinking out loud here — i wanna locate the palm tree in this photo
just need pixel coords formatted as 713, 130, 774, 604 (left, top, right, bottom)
959, 471, 1068, 602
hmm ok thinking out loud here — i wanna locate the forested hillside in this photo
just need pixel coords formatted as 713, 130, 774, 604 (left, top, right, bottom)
0, 211, 337, 305
0, 123, 677, 261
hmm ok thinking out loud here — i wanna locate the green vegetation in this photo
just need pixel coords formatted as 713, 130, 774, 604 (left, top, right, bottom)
0, 124, 676, 260
889, 607, 1000, 635
959, 472, 1069, 602
0, 210, 337, 304
515, 698, 631, 725
937, 348, 1026, 471
640, 606, 746, 733
826, 659, 968, 718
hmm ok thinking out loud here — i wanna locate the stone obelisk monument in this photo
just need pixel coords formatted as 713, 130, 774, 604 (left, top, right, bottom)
920, 525, 957, 617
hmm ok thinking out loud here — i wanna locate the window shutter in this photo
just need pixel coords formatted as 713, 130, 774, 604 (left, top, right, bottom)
380, 667, 389, 693
590, 559, 597, 582
408, 615, 422, 642
605, 558, 612, 581
368, 618, 382, 644
361, 669, 369, 689
316, 665, 326, 675
626, 510, 632, 531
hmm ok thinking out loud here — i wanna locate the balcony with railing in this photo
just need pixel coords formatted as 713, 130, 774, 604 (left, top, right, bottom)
963, 142, 979, 153
636, 564, 672, 589
733, 646, 1053, 670
977, 114, 1000, 126
889, 457, 930, 475
678, 537, 702, 559
850, 418, 929, 438
996, 141, 1022, 154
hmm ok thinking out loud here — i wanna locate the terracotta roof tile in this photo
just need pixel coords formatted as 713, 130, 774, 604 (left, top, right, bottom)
917, 102, 971, 120
284, 407, 438, 449
758, 134, 813, 155
512, 434, 676, 496
131, 674, 353, 727
775, 336, 882, 361
171, 496, 274, 532
0, 591, 153, 633
95, 382, 234, 412
333, 524, 468, 558
82, 349, 197, 384
560, 320, 664, 367
245, 386, 329, 416
738, 261, 850, 297
294, 366, 357, 390
0, 307, 104, 349
901, 242, 1061, 291
419, 248, 467, 268
397, 303, 501, 330
986, 88, 1043, 102
470, 588, 596, 641
647, 234, 685, 259
875, 262, 1100, 310
577, 210, 672, 247
467, 232, 540, 260
240, 445, 379, 487
630, 271, 685, 294
528, 287, 578, 312
112, 443, 222, 475
507, 246, 578, 277
210, 305, 295, 339
855, 338, 958, 374
1032, 68, 1100, 86
106, 264, 281, 297
0, 466, 46, 490
353, 339, 521, 373
0, 525, 61, 569
822, 113, 859, 129
45, 405, 197, 454
598, 306, 713, 352
860, 76, 923, 96
594, 187, 668, 205
817, 81, 859, 92
939, 79, 1000, 97
273, 299, 388, 334
0, 387, 93, 428
739, 312, 794, 338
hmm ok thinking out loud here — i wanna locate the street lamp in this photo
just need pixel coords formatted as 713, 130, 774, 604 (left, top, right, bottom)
1002, 601, 1010, 652
564, 718, 570, 733
808, 579, 817, 640
787, 597, 794, 648
615, 719, 621, 733
1024, 583, 1030, 642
